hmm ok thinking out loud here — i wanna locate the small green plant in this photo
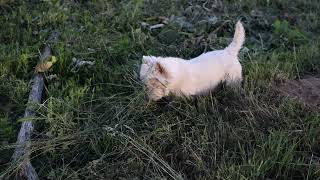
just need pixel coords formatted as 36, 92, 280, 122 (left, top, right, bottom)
273, 20, 308, 46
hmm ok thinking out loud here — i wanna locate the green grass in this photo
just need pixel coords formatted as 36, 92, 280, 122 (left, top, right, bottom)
1, 0, 320, 179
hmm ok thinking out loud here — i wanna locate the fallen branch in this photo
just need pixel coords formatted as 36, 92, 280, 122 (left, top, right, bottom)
11, 33, 58, 180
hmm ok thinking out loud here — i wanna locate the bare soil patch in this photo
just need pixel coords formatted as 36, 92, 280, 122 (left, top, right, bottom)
278, 76, 320, 106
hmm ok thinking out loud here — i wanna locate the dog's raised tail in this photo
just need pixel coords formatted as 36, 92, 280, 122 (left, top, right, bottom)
226, 20, 245, 56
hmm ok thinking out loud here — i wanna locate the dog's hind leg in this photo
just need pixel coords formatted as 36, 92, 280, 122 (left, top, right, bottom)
225, 64, 242, 88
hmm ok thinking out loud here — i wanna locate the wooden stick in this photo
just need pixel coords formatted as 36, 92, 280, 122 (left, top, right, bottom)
11, 42, 54, 180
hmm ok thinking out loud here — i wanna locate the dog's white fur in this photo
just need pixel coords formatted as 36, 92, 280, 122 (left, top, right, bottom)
140, 21, 245, 101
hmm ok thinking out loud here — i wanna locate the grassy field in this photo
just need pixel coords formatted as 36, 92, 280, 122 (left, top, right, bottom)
1, 0, 320, 179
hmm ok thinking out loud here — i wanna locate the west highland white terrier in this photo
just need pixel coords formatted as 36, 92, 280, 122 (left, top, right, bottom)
140, 21, 245, 101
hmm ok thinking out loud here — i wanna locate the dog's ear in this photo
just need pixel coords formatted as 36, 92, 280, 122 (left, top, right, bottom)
155, 62, 168, 77
142, 56, 151, 65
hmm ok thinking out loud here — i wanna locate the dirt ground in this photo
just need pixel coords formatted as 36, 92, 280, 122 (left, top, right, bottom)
278, 76, 320, 106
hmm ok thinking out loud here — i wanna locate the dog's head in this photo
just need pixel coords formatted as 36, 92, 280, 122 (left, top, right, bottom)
140, 56, 170, 101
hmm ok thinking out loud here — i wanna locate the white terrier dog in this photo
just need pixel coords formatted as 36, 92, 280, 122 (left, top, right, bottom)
140, 21, 245, 101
